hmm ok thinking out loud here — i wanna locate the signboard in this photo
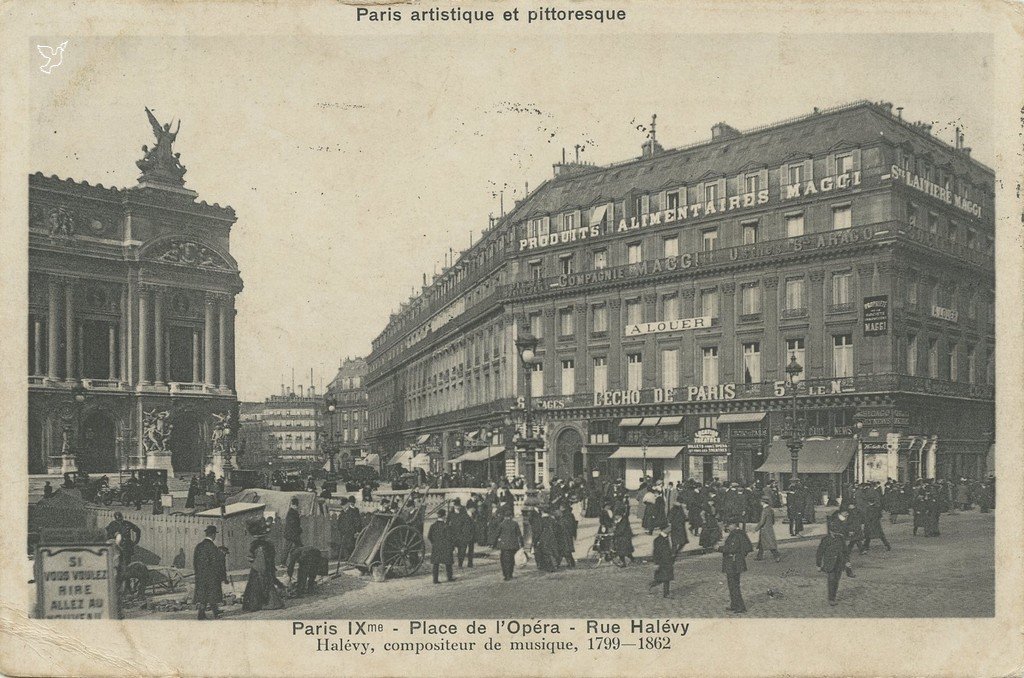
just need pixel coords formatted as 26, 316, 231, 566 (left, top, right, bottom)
931, 305, 959, 323
34, 543, 118, 619
861, 441, 889, 453
625, 316, 712, 337
863, 295, 889, 336
889, 164, 982, 218
687, 428, 730, 456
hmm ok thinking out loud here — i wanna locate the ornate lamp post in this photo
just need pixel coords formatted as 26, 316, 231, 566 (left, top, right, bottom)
324, 396, 338, 475
514, 327, 540, 489
64, 384, 88, 474
784, 353, 804, 484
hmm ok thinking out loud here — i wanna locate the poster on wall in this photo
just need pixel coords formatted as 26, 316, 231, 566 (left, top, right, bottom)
863, 295, 889, 336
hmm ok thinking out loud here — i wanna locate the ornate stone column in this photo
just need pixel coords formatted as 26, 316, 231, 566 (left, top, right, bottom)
720, 282, 736, 383
47, 280, 59, 380
33, 319, 42, 376
108, 324, 117, 379
192, 329, 201, 383
138, 286, 149, 384
218, 297, 228, 389
153, 288, 165, 384
204, 294, 216, 385
64, 282, 75, 380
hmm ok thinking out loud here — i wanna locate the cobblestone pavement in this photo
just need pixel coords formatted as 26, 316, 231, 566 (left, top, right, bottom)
141, 509, 993, 620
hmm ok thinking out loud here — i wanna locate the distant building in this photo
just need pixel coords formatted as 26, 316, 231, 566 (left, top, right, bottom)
240, 387, 323, 466
324, 357, 369, 468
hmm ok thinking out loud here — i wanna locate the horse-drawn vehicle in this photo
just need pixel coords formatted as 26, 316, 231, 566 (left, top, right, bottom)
345, 494, 428, 579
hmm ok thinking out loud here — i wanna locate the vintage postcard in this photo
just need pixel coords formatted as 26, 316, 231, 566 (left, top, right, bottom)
1, 1, 1022, 676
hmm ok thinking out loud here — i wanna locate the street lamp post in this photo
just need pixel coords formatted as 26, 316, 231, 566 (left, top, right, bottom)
515, 326, 540, 490
324, 396, 338, 475
784, 353, 804, 485
66, 384, 88, 474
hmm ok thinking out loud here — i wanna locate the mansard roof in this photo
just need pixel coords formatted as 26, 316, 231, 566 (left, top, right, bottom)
510, 101, 993, 220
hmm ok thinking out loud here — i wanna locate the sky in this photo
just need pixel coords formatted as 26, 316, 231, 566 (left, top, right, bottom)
29, 32, 993, 401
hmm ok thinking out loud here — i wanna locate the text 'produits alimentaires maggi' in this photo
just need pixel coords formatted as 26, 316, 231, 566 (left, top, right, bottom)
356, 7, 628, 24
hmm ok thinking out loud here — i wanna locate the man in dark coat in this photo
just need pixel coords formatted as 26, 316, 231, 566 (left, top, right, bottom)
290, 546, 328, 595
612, 511, 636, 566
556, 505, 578, 568
193, 525, 228, 619
105, 511, 142, 581
648, 525, 675, 598
816, 525, 847, 606
535, 508, 561, 571
282, 496, 303, 570
428, 509, 455, 583
720, 522, 753, 613
667, 498, 689, 554
448, 503, 476, 568
752, 497, 780, 562
492, 510, 523, 581
861, 492, 892, 552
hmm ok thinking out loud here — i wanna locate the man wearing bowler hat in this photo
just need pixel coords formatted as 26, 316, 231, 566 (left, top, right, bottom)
193, 525, 228, 620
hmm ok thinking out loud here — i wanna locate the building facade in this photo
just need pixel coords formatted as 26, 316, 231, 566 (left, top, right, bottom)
366, 101, 995, 489
324, 357, 370, 468
251, 389, 323, 465
28, 111, 243, 477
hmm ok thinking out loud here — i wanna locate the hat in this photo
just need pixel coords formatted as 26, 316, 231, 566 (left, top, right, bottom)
204, 525, 218, 536
246, 517, 269, 536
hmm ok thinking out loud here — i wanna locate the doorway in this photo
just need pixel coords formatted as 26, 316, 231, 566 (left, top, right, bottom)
79, 411, 118, 472
170, 413, 204, 474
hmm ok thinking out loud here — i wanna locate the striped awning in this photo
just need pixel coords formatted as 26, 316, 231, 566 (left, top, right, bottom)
619, 417, 643, 427
388, 449, 414, 466
758, 438, 857, 474
717, 412, 766, 424
608, 446, 685, 460
446, 446, 505, 465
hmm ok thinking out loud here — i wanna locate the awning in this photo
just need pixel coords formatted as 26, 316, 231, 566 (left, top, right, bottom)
589, 203, 609, 226
416, 434, 431, 445
637, 418, 662, 427
619, 417, 643, 427
410, 453, 431, 470
446, 446, 505, 465
757, 438, 857, 474
608, 446, 685, 460
388, 449, 414, 466
356, 453, 380, 468
658, 416, 683, 426
717, 412, 766, 424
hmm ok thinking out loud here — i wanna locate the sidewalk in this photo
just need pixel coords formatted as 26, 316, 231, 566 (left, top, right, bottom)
120, 505, 833, 615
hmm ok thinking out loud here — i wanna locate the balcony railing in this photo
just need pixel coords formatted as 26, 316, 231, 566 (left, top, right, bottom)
739, 312, 762, 323
827, 302, 856, 314
168, 382, 207, 394
781, 307, 807, 319
81, 378, 127, 390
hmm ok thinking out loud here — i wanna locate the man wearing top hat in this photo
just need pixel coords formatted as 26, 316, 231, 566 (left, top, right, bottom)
193, 525, 228, 620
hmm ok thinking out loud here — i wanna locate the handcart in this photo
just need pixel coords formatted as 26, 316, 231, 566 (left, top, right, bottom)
344, 494, 431, 579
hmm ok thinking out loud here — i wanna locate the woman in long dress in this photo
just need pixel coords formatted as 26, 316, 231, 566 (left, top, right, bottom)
242, 519, 285, 612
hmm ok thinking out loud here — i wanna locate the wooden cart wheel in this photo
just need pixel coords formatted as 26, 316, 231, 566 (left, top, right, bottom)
378, 524, 425, 578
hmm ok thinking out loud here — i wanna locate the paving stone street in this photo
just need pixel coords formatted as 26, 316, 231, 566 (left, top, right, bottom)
139, 508, 994, 620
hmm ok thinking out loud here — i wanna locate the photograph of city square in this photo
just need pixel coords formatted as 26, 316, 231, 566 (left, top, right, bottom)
24, 33, 996, 622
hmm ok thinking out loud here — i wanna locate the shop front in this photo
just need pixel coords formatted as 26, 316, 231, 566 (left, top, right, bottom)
758, 437, 857, 497
685, 428, 731, 484
717, 412, 768, 484
610, 416, 686, 489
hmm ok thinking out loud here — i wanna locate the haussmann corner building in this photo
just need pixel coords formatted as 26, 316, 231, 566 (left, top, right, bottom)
365, 100, 995, 494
